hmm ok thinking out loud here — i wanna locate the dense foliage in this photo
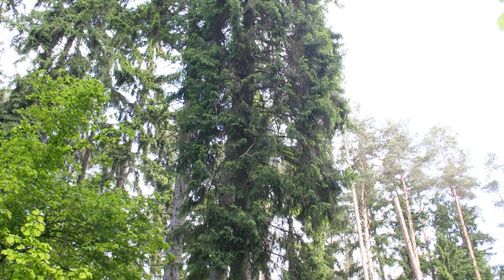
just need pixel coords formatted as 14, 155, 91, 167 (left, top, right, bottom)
0, 0, 502, 279
0, 74, 167, 279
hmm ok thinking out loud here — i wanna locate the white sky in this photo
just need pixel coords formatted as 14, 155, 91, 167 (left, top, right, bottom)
327, 0, 504, 266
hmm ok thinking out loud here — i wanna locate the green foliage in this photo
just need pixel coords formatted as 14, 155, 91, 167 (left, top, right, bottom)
431, 199, 494, 280
2, 0, 184, 278
498, 13, 504, 30
0, 73, 169, 279
1, 210, 92, 280
175, 0, 347, 278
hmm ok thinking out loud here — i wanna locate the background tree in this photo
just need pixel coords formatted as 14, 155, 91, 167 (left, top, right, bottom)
483, 153, 504, 227
424, 127, 485, 280
430, 197, 493, 280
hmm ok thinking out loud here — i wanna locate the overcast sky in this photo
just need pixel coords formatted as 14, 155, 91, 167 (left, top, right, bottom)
327, 0, 504, 266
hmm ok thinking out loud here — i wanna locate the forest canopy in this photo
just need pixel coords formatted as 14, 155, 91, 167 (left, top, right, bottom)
0, 0, 502, 279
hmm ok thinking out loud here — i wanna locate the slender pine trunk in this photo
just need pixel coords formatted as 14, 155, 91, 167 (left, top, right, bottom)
393, 195, 423, 280
351, 182, 370, 280
450, 186, 482, 280
360, 183, 375, 279
343, 140, 370, 280
401, 177, 421, 270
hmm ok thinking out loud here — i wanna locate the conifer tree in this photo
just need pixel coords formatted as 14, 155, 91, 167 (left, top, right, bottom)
424, 127, 485, 280
430, 198, 494, 280
176, 0, 347, 278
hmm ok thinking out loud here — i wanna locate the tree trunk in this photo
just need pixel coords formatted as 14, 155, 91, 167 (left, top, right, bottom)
360, 183, 375, 280
230, 255, 251, 280
342, 140, 370, 280
208, 269, 227, 280
351, 182, 370, 280
286, 216, 298, 278
450, 186, 482, 280
116, 159, 129, 189
163, 175, 187, 280
393, 195, 423, 280
401, 177, 421, 270
419, 197, 437, 280
77, 147, 91, 183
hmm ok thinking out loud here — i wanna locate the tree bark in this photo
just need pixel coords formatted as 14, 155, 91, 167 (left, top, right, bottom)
230, 255, 251, 280
360, 183, 375, 280
351, 182, 370, 280
393, 195, 423, 280
163, 175, 187, 280
343, 140, 370, 280
450, 186, 482, 280
208, 269, 227, 280
77, 147, 91, 184
401, 177, 421, 270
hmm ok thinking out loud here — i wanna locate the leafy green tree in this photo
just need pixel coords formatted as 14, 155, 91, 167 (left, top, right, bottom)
0, 73, 168, 279
2, 2, 185, 276
0, 0, 184, 193
498, 0, 504, 30
1, 210, 92, 280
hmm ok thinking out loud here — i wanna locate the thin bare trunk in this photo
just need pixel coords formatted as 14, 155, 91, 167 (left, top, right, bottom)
401, 177, 421, 270
163, 175, 187, 280
450, 186, 482, 280
343, 139, 370, 280
351, 183, 370, 280
360, 184, 375, 280
393, 195, 423, 280
420, 196, 437, 280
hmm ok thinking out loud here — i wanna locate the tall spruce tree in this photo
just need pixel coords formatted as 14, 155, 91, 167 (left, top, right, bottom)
176, 0, 347, 279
